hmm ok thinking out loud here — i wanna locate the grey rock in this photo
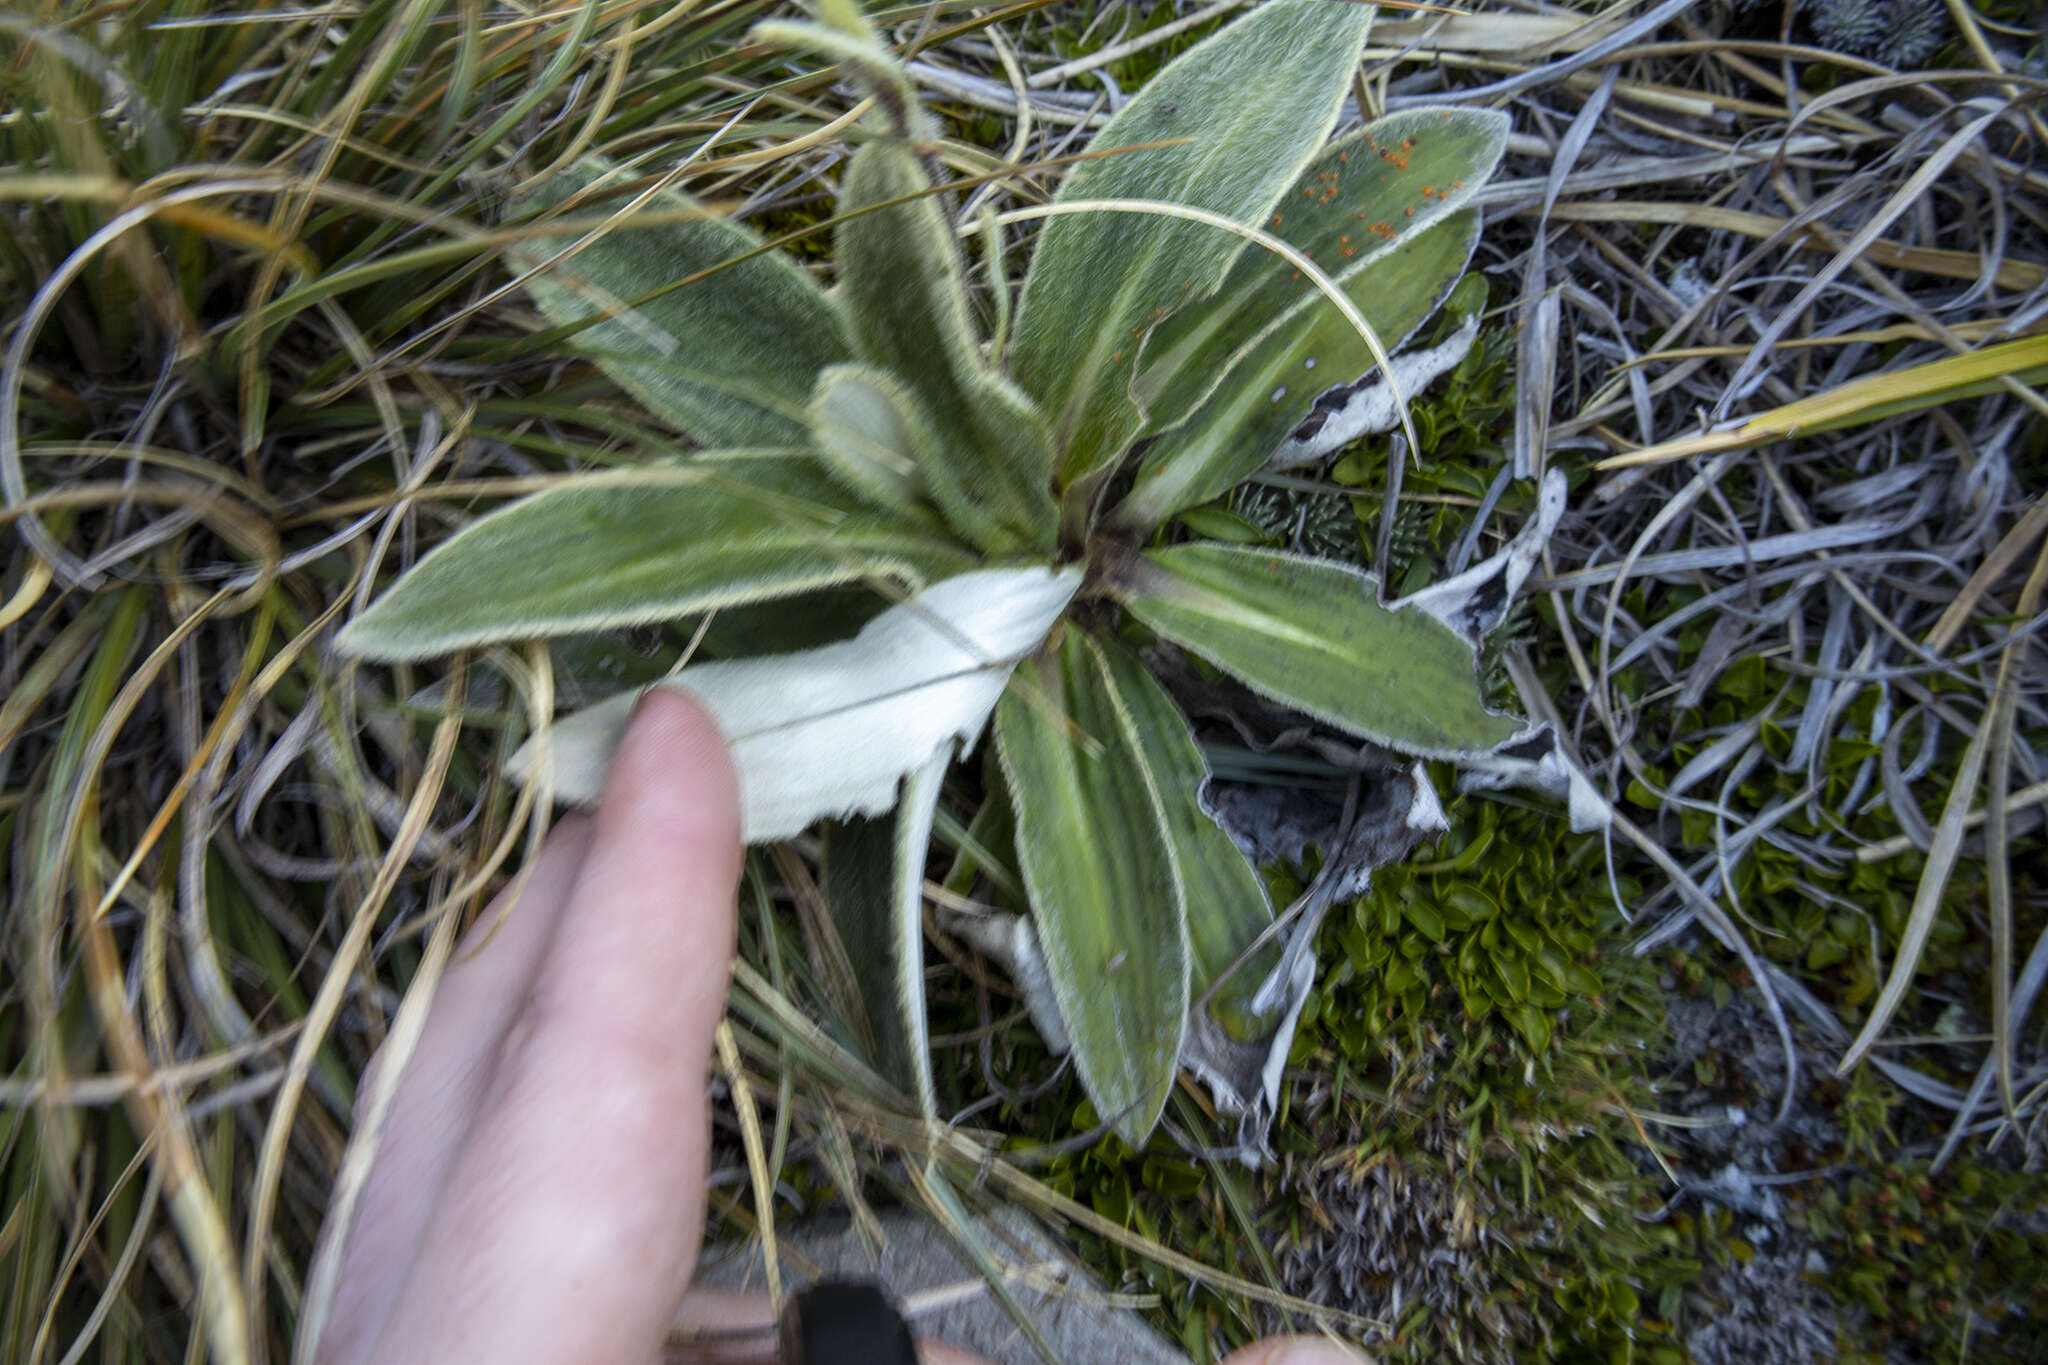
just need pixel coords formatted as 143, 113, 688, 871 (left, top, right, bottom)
696, 1209, 1191, 1365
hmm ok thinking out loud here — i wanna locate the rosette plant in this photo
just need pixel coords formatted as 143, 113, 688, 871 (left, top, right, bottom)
340, 0, 1526, 1144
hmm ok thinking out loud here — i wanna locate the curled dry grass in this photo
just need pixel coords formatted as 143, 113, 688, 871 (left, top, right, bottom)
2, 1, 2045, 1362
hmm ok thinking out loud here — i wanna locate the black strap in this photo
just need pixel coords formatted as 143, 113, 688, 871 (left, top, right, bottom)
777, 1281, 920, 1365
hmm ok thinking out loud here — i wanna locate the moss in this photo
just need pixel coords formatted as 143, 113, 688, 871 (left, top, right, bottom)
953, 794, 1709, 1363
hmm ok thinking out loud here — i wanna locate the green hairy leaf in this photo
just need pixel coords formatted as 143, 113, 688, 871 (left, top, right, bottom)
1091, 637, 1280, 1044
1118, 208, 1482, 529
1121, 544, 1525, 757
511, 162, 851, 447
1130, 108, 1510, 428
1009, 0, 1374, 476
337, 453, 972, 661
994, 631, 1191, 1144
809, 363, 933, 516
837, 140, 1057, 553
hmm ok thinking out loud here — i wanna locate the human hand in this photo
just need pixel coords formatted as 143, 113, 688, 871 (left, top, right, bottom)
313, 689, 1362, 1365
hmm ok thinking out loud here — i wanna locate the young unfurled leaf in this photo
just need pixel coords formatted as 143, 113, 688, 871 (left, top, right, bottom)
511, 162, 851, 447
1116, 209, 1483, 530
506, 565, 1081, 838
1130, 109, 1510, 428
994, 631, 1191, 1145
337, 453, 972, 662
809, 363, 933, 516
1089, 636, 1279, 1045
1009, 0, 1375, 477
837, 141, 1057, 553
1119, 544, 1525, 757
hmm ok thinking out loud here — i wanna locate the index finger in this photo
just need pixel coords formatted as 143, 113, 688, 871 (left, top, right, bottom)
367, 689, 743, 1364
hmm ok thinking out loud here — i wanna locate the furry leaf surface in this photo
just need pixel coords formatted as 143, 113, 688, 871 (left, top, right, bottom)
809, 362, 935, 516
1118, 208, 1482, 529
512, 162, 851, 447
994, 631, 1191, 1145
338, 453, 971, 661
1009, 0, 1374, 477
1129, 109, 1508, 429
1121, 544, 1524, 757
837, 140, 1057, 552
1090, 637, 1280, 1046
506, 565, 1081, 837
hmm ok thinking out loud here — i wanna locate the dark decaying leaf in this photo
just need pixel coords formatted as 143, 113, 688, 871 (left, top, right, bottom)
821, 743, 951, 1117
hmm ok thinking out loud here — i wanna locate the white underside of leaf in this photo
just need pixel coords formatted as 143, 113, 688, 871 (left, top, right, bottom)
1266, 318, 1480, 469
507, 566, 1081, 841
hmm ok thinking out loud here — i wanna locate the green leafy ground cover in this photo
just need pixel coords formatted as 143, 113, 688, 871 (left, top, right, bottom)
4, 3, 2045, 1363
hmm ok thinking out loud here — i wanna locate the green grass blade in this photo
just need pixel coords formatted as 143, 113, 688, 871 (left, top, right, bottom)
1009, 0, 1375, 477
993, 631, 1191, 1145
1120, 543, 1525, 757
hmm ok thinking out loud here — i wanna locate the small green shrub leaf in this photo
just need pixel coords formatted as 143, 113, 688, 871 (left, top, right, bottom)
994, 630, 1191, 1145
511, 162, 851, 447
1090, 636, 1280, 1046
504, 565, 1081, 837
337, 453, 973, 661
1009, 0, 1374, 477
809, 363, 935, 515
1120, 544, 1525, 756
837, 140, 1057, 553
1117, 209, 1482, 529
1130, 109, 1510, 427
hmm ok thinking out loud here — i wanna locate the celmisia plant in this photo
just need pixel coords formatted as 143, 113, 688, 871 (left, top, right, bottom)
340, 0, 1557, 1145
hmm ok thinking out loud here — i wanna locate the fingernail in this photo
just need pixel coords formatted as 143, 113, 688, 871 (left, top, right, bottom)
1269, 1340, 1369, 1365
